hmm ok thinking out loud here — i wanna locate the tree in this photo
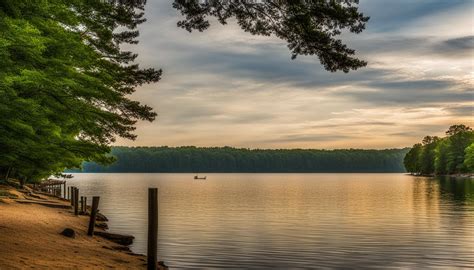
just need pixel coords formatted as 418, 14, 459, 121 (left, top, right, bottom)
419, 136, 439, 175
76, 146, 408, 173
172, 0, 369, 72
445, 125, 474, 174
446, 124, 472, 136
405, 125, 474, 175
404, 143, 422, 174
434, 138, 450, 175
0, 0, 161, 181
464, 143, 474, 172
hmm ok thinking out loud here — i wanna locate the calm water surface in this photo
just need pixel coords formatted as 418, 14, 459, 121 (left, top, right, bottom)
69, 173, 474, 269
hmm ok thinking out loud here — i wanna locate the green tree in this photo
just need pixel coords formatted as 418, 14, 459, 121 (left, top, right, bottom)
405, 125, 474, 175
0, 0, 160, 181
434, 138, 450, 175
419, 136, 439, 175
446, 124, 472, 136
404, 143, 422, 174
464, 143, 474, 172
76, 146, 409, 173
464, 143, 474, 173
445, 125, 474, 174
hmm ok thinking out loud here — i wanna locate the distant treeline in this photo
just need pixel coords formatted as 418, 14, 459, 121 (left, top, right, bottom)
404, 125, 474, 175
75, 147, 409, 173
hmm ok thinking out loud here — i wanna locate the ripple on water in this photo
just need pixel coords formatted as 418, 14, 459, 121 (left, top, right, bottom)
69, 173, 474, 269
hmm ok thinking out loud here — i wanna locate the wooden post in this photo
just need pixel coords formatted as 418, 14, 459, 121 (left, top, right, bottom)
84, 197, 88, 213
70, 187, 74, 206
87, 196, 100, 236
74, 188, 79, 216
67, 186, 70, 200
80, 196, 84, 213
63, 182, 66, 199
147, 188, 158, 270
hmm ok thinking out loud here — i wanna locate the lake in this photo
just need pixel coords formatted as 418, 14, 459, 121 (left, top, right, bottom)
68, 173, 474, 269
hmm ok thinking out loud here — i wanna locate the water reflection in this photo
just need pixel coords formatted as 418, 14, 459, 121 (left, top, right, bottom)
436, 176, 474, 203
69, 173, 474, 269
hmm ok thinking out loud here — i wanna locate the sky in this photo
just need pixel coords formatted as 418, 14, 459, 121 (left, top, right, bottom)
115, 0, 474, 149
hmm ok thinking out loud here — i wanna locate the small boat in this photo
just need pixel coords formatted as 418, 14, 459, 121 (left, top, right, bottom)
194, 175, 207, 180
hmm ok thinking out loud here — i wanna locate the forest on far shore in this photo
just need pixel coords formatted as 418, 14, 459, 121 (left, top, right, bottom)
74, 147, 409, 173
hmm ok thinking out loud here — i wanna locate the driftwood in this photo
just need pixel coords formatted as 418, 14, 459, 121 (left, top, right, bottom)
94, 231, 134, 246
95, 222, 109, 230
96, 212, 108, 222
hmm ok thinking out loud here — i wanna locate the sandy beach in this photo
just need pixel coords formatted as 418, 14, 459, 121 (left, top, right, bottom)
0, 184, 149, 269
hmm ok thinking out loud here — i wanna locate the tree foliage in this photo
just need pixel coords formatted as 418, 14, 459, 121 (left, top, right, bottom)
0, 0, 160, 181
172, 0, 369, 72
404, 125, 474, 175
464, 143, 474, 172
404, 143, 422, 174
75, 147, 409, 173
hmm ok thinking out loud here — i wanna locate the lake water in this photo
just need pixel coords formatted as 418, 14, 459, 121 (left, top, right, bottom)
68, 173, 474, 269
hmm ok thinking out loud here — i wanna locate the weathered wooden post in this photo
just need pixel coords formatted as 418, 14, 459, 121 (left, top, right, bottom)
147, 188, 158, 270
63, 182, 66, 199
70, 187, 74, 206
84, 197, 88, 213
87, 196, 100, 236
74, 188, 79, 216
80, 196, 84, 213
67, 186, 70, 200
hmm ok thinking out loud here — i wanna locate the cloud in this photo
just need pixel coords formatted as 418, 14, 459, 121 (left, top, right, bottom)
114, 0, 474, 149
434, 36, 474, 57
444, 104, 474, 117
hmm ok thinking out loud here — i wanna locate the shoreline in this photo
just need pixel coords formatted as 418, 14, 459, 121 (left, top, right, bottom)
0, 183, 163, 269
407, 173, 474, 178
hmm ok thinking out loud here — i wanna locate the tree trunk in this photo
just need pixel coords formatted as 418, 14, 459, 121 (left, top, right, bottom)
4, 167, 11, 181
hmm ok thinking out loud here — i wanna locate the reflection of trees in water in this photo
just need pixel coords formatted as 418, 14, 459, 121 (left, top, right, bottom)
412, 177, 440, 225
411, 176, 473, 230
436, 176, 474, 203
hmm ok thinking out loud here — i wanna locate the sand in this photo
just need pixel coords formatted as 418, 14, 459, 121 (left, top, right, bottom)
0, 185, 149, 269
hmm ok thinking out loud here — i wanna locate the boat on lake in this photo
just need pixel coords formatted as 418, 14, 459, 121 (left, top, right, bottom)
194, 175, 206, 180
